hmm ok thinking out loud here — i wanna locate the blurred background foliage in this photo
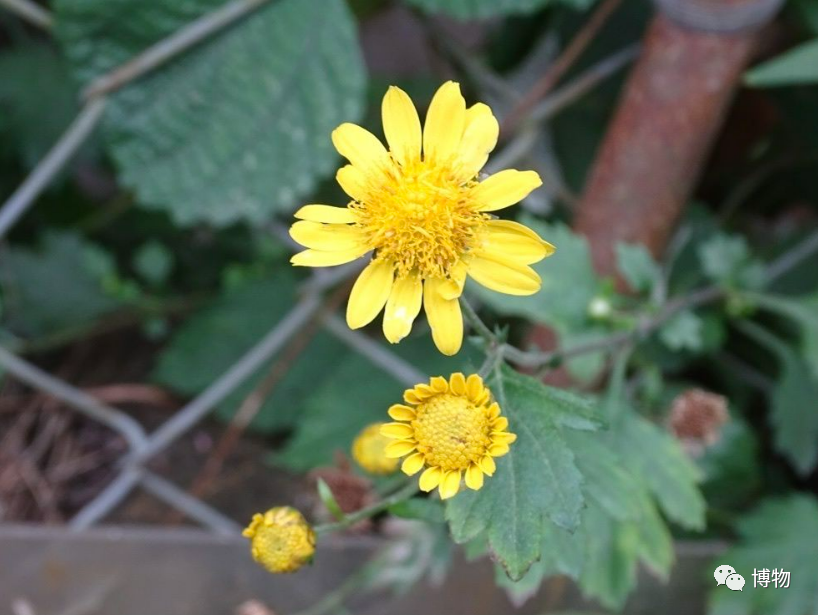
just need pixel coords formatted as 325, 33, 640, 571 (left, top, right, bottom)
2, 0, 818, 612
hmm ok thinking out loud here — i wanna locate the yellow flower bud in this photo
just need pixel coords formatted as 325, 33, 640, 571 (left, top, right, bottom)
242, 507, 315, 573
352, 422, 400, 475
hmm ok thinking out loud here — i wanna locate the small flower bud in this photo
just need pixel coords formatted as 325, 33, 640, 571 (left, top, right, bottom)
352, 423, 399, 475
243, 507, 315, 573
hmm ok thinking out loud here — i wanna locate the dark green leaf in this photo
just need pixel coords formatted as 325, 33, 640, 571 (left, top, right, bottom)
1, 232, 122, 337
153, 273, 347, 432
745, 39, 818, 87
752, 291, 818, 380
55, 0, 366, 226
698, 234, 764, 289
709, 495, 818, 615
389, 497, 445, 523
659, 310, 704, 352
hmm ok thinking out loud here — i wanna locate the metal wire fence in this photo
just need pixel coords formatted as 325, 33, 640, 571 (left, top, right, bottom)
0, 0, 639, 533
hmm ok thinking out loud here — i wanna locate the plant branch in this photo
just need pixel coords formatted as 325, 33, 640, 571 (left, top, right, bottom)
764, 230, 818, 284
82, 0, 272, 100
500, 0, 623, 136
314, 481, 419, 536
460, 297, 496, 347
0, 0, 53, 30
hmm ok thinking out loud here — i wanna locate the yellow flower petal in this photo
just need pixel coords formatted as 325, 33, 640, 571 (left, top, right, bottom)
488, 443, 510, 457
465, 463, 484, 490
491, 417, 509, 431
439, 470, 462, 500
383, 273, 423, 344
332, 123, 389, 172
385, 440, 417, 458
388, 404, 416, 421
423, 81, 466, 163
289, 221, 365, 251
466, 374, 484, 401
423, 278, 463, 356
467, 253, 541, 296
450, 372, 467, 395
336, 165, 370, 202
430, 376, 449, 393
402, 452, 425, 476
403, 389, 423, 405
472, 169, 542, 212
294, 204, 357, 224
455, 103, 499, 180
419, 466, 443, 492
492, 432, 517, 445
290, 247, 369, 267
480, 221, 554, 265
347, 260, 395, 329
380, 422, 415, 438
382, 86, 422, 166
439, 260, 468, 301
480, 455, 496, 476
414, 383, 435, 399
488, 403, 501, 419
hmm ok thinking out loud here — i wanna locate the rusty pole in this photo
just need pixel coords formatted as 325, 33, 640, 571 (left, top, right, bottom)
573, 0, 783, 278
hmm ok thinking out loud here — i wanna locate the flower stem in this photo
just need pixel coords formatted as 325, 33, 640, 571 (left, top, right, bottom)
313, 481, 419, 536
460, 297, 497, 346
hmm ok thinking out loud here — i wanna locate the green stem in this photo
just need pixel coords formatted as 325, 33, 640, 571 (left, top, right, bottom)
460, 297, 497, 346
313, 481, 419, 536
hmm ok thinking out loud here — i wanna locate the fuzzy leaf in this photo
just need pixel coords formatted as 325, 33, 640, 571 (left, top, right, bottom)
616, 242, 661, 293
55, 0, 366, 226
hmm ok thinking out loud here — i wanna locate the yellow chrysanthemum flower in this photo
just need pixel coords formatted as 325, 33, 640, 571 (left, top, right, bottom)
290, 81, 555, 355
243, 507, 316, 574
352, 422, 400, 475
380, 373, 516, 500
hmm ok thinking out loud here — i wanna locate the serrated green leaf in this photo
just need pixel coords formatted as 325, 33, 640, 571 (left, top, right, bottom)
445, 366, 597, 580
708, 495, 818, 615
275, 336, 474, 471
1, 232, 122, 337
745, 39, 818, 87
403, 0, 594, 19
616, 242, 660, 293
152, 273, 347, 432
55, 0, 366, 226
659, 310, 704, 352
742, 322, 818, 476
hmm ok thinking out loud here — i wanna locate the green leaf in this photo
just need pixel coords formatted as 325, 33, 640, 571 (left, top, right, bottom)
0, 43, 95, 171
745, 38, 818, 87
445, 366, 599, 580
751, 291, 818, 380
1, 232, 122, 337
698, 234, 764, 288
403, 0, 594, 19
659, 310, 704, 352
742, 322, 818, 476
55, 0, 366, 227
132, 240, 173, 287
709, 495, 818, 615
153, 273, 347, 432
389, 497, 445, 523
275, 336, 473, 470
616, 242, 660, 294
316, 478, 345, 521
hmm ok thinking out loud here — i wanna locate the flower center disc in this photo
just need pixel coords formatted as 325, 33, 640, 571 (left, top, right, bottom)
354, 160, 486, 279
412, 393, 491, 471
